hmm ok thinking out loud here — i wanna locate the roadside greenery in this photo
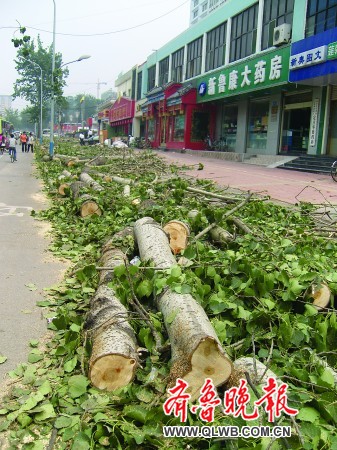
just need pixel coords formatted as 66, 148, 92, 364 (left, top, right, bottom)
1, 142, 337, 449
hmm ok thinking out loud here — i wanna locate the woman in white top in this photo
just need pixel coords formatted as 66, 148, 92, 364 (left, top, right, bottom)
8, 134, 18, 161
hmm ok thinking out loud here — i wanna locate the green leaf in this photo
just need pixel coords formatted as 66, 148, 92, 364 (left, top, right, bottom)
123, 405, 148, 423
170, 265, 182, 279
166, 310, 178, 325
68, 375, 89, 398
71, 431, 91, 450
32, 403, 56, 421
297, 407, 320, 423
0, 355, 7, 364
28, 350, 43, 363
54, 415, 73, 429
319, 369, 335, 388
38, 380, 52, 396
206, 266, 217, 278
304, 304, 318, 316
136, 279, 153, 298
64, 356, 78, 373
29, 339, 39, 348
114, 265, 126, 278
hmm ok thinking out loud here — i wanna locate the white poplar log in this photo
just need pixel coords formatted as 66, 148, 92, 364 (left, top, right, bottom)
134, 217, 232, 401
79, 172, 104, 192
86, 233, 139, 391
233, 357, 279, 386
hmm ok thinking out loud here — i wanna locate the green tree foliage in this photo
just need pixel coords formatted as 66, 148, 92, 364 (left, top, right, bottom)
12, 35, 69, 126
4, 108, 32, 132
60, 94, 101, 127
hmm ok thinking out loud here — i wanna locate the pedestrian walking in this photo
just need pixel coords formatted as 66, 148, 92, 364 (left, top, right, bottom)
27, 133, 35, 152
79, 132, 85, 146
0, 134, 5, 154
20, 131, 27, 152
8, 134, 17, 161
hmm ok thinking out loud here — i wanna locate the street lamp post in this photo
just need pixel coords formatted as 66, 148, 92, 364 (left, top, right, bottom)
49, 0, 90, 158
24, 59, 43, 144
49, 0, 56, 158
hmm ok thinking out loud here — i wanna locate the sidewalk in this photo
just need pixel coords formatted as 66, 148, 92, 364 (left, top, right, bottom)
0, 150, 67, 382
156, 150, 337, 206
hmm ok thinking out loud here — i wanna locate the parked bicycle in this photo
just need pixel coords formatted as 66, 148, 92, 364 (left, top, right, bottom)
331, 160, 337, 182
204, 135, 229, 151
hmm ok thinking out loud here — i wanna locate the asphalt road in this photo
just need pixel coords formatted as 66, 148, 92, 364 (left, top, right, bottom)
0, 148, 66, 383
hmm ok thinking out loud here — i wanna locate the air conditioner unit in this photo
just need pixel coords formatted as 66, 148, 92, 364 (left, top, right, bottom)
273, 23, 292, 46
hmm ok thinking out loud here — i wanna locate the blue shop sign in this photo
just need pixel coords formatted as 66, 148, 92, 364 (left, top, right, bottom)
289, 27, 337, 82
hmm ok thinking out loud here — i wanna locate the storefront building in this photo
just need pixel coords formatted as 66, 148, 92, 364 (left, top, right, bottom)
195, 46, 291, 155
141, 82, 215, 150
109, 97, 135, 138
289, 26, 337, 156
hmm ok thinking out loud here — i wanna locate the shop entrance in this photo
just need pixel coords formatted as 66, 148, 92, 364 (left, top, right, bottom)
328, 99, 337, 156
280, 91, 312, 155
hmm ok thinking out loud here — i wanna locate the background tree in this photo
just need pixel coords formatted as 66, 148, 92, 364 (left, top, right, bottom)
12, 35, 69, 133
4, 108, 31, 132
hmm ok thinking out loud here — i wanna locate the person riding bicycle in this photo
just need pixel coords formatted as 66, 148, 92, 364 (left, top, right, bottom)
8, 134, 18, 161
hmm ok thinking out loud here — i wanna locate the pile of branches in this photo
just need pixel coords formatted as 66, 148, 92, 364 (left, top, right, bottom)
1, 140, 337, 450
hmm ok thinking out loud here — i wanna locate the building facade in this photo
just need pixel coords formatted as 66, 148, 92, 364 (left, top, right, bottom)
0, 95, 12, 116
101, 0, 337, 156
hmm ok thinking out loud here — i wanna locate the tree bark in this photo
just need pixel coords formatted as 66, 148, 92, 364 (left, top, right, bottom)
209, 225, 234, 246
79, 172, 104, 192
232, 357, 279, 386
134, 217, 232, 401
85, 231, 139, 391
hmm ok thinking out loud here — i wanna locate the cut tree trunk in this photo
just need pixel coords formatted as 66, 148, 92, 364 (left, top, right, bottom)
134, 216, 232, 401
85, 230, 139, 391
69, 181, 102, 218
209, 225, 234, 246
79, 172, 104, 192
163, 220, 190, 255
86, 285, 138, 391
232, 357, 279, 386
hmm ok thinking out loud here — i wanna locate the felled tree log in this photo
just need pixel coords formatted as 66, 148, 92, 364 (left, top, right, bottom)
209, 225, 234, 247
85, 229, 139, 390
232, 357, 279, 386
134, 217, 232, 401
310, 283, 331, 310
79, 172, 104, 192
163, 220, 190, 255
70, 181, 102, 218
86, 284, 138, 391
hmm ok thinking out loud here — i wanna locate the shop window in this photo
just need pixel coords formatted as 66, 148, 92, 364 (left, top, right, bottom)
306, 0, 337, 36
159, 57, 169, 87
262, 0, 294, 49
173, 115, 185, 141
191, 111, 209, 141
147, 66, 156, 91
230, 4, 258, 62
205, 21, 227, 72
147, 119, 155, 140
222, 104, 238, 150
248, 100, 269, 150
136, 71, 143, 100
172, 47, 184, 83
186, 36, 203, 79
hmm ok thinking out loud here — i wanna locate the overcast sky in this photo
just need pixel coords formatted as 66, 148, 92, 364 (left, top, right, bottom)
1, 0, 190, 110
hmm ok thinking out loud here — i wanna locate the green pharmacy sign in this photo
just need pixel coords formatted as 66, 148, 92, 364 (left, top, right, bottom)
327, 41, 337, 60
197, 46, 290, 102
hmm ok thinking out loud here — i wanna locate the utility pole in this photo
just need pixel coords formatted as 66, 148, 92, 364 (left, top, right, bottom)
97, 79, 107, 100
